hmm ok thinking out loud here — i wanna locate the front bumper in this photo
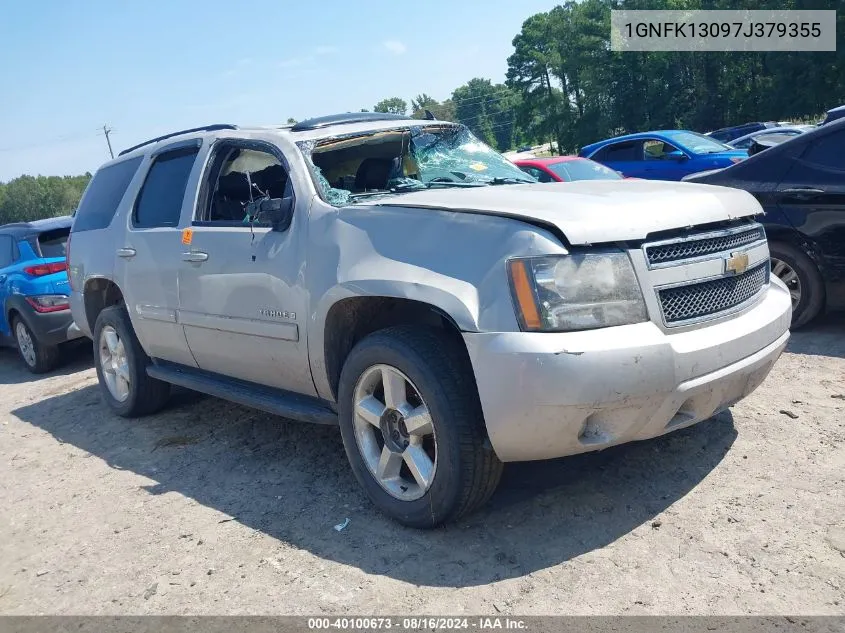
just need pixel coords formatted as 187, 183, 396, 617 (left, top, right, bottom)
463, 279, 792, 462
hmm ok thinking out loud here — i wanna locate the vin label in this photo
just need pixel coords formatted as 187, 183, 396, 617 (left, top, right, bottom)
611, 10, 836, 52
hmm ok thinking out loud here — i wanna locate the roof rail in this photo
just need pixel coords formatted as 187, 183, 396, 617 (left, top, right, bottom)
290, 112, 411, 132
118, 124, 238, 156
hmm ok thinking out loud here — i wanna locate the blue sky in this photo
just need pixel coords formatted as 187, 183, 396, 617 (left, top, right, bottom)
0, 0, 560, 181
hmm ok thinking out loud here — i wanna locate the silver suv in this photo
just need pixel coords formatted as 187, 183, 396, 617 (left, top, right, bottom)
68, 113, 792, 527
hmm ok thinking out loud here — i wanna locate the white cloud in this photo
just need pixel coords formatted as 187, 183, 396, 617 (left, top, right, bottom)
382, 40, 407, 55
314, 45, 337, 55
278, 57, 312, 68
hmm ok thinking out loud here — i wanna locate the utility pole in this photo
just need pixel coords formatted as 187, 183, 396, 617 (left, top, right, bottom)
102, 124, 114, 159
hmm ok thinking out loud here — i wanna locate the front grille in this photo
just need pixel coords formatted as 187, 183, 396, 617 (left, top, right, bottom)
658, 262, 769, 325
646, 226, 765, 266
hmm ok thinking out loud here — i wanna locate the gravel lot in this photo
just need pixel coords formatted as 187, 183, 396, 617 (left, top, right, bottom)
1, 319, 843, 615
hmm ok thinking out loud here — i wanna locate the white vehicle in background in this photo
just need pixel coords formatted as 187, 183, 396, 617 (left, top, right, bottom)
728, 125, 815, 150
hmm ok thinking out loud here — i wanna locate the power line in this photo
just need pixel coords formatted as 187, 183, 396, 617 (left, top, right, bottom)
447, 88, 515, 106
409, 88, 515, 112
0, 131, 101, 153
456, 108, 518, 125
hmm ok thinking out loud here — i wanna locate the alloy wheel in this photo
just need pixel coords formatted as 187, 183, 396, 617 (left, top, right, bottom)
771, 257, 801, 309
352, 364, 437, 501
15, 321, 36, 368
99, 325, 131, 402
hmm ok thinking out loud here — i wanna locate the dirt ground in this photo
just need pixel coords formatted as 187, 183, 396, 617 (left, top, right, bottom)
0, 318, 843, 616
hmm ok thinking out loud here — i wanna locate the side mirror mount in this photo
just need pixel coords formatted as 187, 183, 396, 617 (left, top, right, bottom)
666, 150, 688, 162
262, 196, 294, 232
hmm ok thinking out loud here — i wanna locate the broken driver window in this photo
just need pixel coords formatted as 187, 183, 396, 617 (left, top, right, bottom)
296, 125, 535, 207
203, 146, 290, 225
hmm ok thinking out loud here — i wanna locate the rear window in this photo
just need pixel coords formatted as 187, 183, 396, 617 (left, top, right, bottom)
73, 156, 143, 232
548, 159, 622, 181
133, 148, 199, 228
0, 234, 14, 269
37, 228, 70, 258
802, 129, 845, 170
600, 141, 642, 162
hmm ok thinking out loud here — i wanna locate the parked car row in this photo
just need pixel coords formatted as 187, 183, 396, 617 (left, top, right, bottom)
5, 110, 841, 382
565, 113, 844, 328
4, 112, 795, 527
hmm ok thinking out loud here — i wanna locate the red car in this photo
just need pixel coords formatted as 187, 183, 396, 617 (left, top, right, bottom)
514, 156, 624, 182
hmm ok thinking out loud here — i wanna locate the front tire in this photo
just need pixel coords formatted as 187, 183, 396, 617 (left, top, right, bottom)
93, 304, 171, 417
338, 326, 502, 528
770, 241, 824, 328
13, 317, 59, 374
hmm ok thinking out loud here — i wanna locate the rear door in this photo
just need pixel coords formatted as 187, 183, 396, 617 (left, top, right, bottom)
116, 143, 202, 367
593, 141, 646, 178
177, 137, 316, 396
776, 128, 845, 273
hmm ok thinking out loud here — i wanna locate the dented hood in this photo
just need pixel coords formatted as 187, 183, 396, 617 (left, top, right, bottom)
374, 180, 761, 245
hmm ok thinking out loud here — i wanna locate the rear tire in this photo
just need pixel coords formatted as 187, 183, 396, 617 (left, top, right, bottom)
93, 304, 171, 417
770, 241, 824, 328
338, 326, 502, 528
13, 317, 59, 374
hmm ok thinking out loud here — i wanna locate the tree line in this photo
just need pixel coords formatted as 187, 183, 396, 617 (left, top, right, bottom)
0, 174, 91, 225
4, 0, 843, 224
371, 0, 844, 154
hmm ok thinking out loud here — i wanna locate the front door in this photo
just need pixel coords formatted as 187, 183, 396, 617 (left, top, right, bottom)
177, 139, 316, 396
641, 139, 690, 181
116, 145, 201, 367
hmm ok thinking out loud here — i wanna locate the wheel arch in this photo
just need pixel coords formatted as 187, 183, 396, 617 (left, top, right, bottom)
6, 295, 34, 335
82, 277, 126, 336
317, 292, 470, 403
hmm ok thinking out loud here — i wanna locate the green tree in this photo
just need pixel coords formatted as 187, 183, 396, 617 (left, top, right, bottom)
507, 0, 845, 154
0, 173, 91, 224
451, 78, 521, 151
410, 94, 457, 121
373, 97, 408, 115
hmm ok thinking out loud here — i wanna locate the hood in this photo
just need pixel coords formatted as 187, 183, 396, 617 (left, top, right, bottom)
372, 180, 762, 245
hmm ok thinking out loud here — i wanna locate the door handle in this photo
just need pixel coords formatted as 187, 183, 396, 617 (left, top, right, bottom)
116, 247, 137, 258
181, 251, 209, 263
780, 187, 825, 195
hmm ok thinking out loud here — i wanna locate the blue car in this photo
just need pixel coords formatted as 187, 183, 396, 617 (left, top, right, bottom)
0, 216, 83, 373
579, 130, 747, 181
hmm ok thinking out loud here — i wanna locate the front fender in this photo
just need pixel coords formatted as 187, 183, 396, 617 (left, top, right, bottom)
305, 202, 567, 400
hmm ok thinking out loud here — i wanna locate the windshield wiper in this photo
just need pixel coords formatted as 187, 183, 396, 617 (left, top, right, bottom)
390, 181, 485, 192
487, 177, 535, 185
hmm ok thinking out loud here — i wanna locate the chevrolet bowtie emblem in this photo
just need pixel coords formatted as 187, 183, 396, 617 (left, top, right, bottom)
725, 252, 749, 275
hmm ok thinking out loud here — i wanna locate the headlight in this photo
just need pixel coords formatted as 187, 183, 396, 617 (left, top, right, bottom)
507, 252, 648, 331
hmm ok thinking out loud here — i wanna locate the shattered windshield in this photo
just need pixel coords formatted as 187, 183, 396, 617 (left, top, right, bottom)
297, 124, 535, 206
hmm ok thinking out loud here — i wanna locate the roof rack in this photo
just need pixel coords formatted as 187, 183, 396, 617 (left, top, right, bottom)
118, 124, 238, 157
290, 112, 411, 132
